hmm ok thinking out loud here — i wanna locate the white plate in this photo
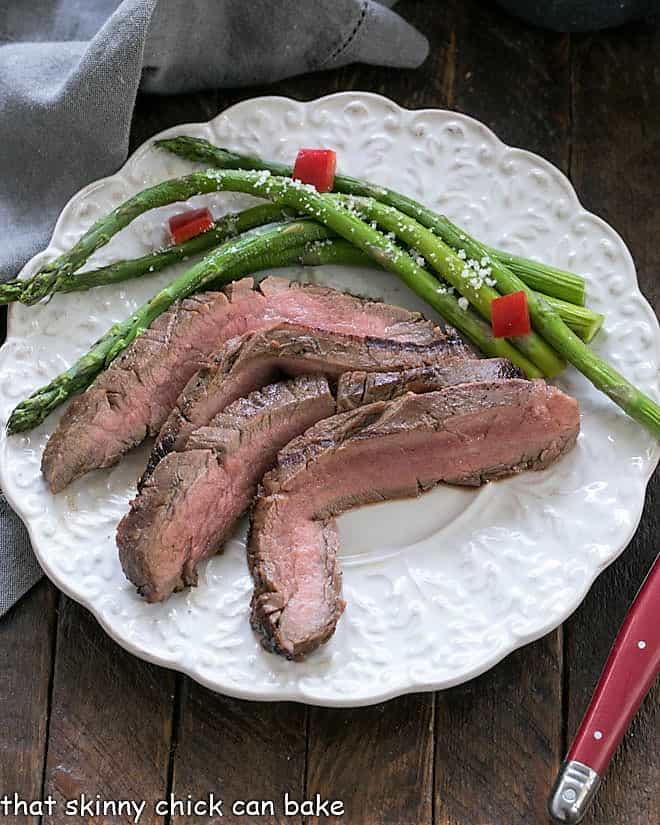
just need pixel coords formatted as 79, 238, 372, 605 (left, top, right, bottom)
1, 93, 658, 706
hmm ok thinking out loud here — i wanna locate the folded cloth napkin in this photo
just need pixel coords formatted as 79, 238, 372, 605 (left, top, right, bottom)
0, 0, 428, 616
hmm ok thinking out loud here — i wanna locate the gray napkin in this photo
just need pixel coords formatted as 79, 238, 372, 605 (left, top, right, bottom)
0, 1, 428, 616
0, 496, 41, 615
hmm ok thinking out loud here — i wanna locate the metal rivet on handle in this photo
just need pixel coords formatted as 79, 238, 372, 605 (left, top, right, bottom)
548, 760, 601, 824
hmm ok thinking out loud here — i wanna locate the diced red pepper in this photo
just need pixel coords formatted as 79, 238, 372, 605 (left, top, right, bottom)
168, 207, 214, 244
491, 291, 531, 338
292, 149, 337, 193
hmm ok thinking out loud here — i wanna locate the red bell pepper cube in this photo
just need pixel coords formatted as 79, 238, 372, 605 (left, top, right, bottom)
491, 290, 532, 338
292, 149, 337, 193
168, 207, 214, 244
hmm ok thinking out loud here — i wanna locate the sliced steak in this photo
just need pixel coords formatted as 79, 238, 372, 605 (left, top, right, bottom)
43, 276, 456, 493
249, 379, 580, 660
336, 358, 523, 411
142, 321, 469, 485
117, 375, 336, 603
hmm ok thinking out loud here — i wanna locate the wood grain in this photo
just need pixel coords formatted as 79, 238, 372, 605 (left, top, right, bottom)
0, 580, 57, 825
130, 91, 221, 153
435, 636, 563, 824
41, 597, 174, 825
567, 21, 660, 824
307, 695, 434, 825
170, 682, 307, 824
451, 0, 571, 170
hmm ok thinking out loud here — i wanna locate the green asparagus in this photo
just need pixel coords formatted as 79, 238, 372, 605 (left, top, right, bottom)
0, 281, 24, 305
539, 294, 604, 344
11, 167, 543, 376
20, 176, 296, 305
14, 166, 658, 436
437, 217, 660, 438
150, 143, 659, 433
220, 236, 602, 343
3, 186, 603, 344
259, 238, 380, 271
8, 221, 538, 436
6, 218, 335, 434
156, 136, 586, 305
331, 194, 565, 377
480, 246, 585, 305
0, 203, 294, 306
244, 241, 539, 375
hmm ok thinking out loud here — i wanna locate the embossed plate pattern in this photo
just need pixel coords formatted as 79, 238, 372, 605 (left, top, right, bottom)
1, 93, 658, 706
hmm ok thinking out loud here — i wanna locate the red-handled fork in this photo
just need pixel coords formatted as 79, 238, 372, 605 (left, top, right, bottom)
548, 553, 660, 824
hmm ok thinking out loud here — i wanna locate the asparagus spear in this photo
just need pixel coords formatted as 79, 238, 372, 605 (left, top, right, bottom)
2, 184, 603, 343
11, 167, 545, 377
271, 238, 603, 342
0, 281, 24, 304
15, 166, 658, 435
156, 136, 586, 305
261, 238, 380, 270
143, 168, 660, 433
307, 198, 654, 433
6, 219, 334, 434
539, 294, 604, 344
331, 194, 565, 377
3, 190, 603, 343
19, 175, 296, 305
7, 218, 537, 436
0, 203, 293, 306
437, 217, 660, 438
480, 246, 585, 305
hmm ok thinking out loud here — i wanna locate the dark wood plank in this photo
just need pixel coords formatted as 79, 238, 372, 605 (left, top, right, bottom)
130, 91, 220, 152
431, 2, 569, 822
435, 635, 562, 824
564, 542, 659, 825
306, 695, 434, 825
567, 21, 660, 823
0, 580, 57, 825
170, 682, 307, 824
42, 597, 174, 825
452, 1, 570, 170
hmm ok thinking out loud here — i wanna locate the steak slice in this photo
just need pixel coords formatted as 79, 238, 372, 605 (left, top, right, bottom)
142, 321, 468, 485
117, 375, 336, 603
336, 358, 523, 411
249, 379, 580, 660
42, 276, 457, 493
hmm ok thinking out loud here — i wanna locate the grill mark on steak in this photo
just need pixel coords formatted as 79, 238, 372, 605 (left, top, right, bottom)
336, 358, 524, 411
42, 276, 455, 493
117, 375, 336, 603
249, 379, 580, 660
140, 321, 470, 487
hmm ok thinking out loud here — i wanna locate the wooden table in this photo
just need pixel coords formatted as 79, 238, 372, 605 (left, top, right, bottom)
1, 3, 658, 823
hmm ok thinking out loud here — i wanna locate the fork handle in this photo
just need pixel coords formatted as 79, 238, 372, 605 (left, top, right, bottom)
548, 554, 660, 823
